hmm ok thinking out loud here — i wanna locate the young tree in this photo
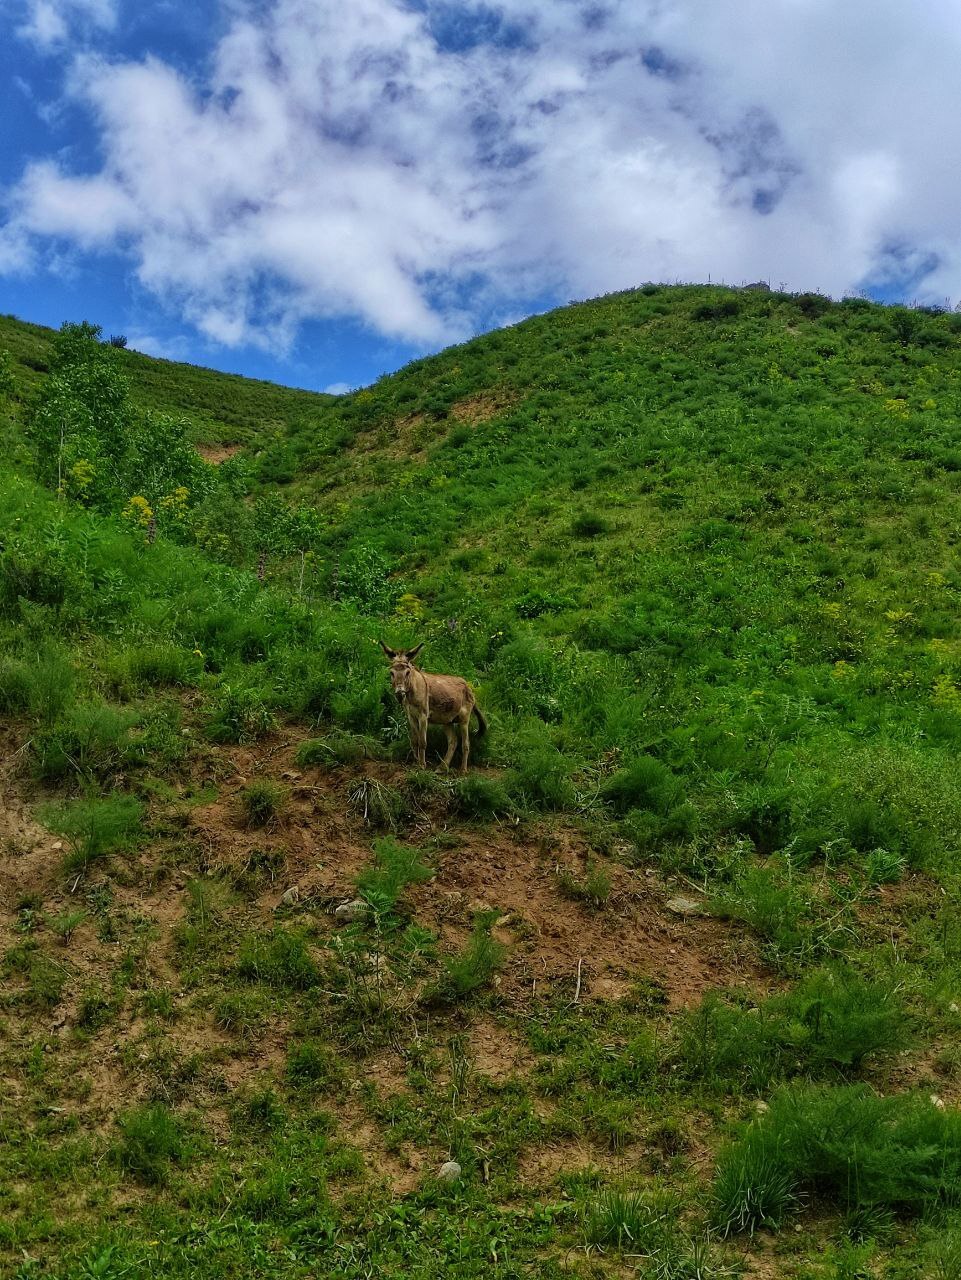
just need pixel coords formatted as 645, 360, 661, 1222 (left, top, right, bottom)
26, 321, 133, 504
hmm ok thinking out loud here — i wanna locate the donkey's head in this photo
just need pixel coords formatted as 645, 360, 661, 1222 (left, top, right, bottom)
379, 641, 424, 705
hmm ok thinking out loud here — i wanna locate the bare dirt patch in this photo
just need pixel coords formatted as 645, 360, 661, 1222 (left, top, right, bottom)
165, 734, 765, 1010
407, 829, 760, 1009
469, 1016, 535, 1082
518, 1137, 604, 1189
195, 442, 242, 464
449, 389, 518, 426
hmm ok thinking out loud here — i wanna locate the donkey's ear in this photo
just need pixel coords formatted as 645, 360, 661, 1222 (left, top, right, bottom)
405, 642, 424, 662
378, 640, 397, 659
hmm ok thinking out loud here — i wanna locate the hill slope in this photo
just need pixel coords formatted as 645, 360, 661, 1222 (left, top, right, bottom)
2, 289, 961, 1279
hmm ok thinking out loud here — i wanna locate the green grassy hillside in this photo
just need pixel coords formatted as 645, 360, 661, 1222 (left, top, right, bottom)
2, 289, 961, 1279
0, 312, 332, 449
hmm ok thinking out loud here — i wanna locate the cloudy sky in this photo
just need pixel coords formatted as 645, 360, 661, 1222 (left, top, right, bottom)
2, 0, 959, 391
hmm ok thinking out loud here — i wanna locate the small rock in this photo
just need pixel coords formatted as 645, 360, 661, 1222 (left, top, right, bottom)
950, 1002, 960, 1014
754, 1100, 770, 1114
437, 1160, 462, 1183
334, 898, 370, 924
931, 1094, 946, 1110
665, 895, 705, 916
279, 886, 300, 908
51, 841, 63, 851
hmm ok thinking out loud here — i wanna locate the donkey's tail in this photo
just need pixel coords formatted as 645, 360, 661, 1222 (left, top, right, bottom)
472, 703, 487, 737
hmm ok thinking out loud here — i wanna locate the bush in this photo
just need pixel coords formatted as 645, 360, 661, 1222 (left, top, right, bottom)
556, 862, 612, 908
571, 511, 612, 537
713, 1132, 797, 1235
124, 643, 194, 688
507, 728, 576, 811
33, 702, 137, 784
214, 992, 264, 1037
865, 847, 906, 885
0, 642, 73, 722
237, 928, 322, 990
115, 1103, 185, 1184
583, 1186, 676, 1251
286, 1040, 344, 1090
436, 913, 507, 1001
239, 780, 287, 829
206, 683, 274, 743
40, 794, 143, 874
356, 838, 432, 922
678, 968, 908, 1091
295, 732, 383, 767
603, 755, 683, 816
347, 778, 410, 831
451, 773, 513, 819
714, 1085, 961, 1234
692, 297, 740, 321
711, 863, 822, 965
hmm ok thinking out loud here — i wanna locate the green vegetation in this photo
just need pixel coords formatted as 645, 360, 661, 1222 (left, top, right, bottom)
714, 1085, 961, 1234
3, 287, 961, 1276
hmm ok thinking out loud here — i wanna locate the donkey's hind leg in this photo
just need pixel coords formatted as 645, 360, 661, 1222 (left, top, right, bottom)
440, 724, 457, 771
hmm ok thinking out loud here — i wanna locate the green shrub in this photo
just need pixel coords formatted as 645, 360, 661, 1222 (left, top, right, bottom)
437, 913, 507, 1001
347, 778, 410, 831
286, 1040, 344, 1090
714, 1084, 961, 1234
295, 731, 383, 767
452, 773, 513, 819
583, 1186, 676, 1251
206, 682, 274, 743
603, 755, 683, 815
50, 908, 86, 944
571, 511, 611, 537
712, 863, 822, 965
692, 297, 741, 321
237, 928, 322, 990
556, 862, 612, 908
215, 992, 264, 1037
356, 838, 432, 922
507, 728, 576, 811
33, 702, 138, 784
0, 655, 30, 714
40, 794, 143, 874
239, 780, 287, 829
115, 1103, 186, 1185
124, 643, 194, 687
2, 942, 66, 1008
678, 968, 908, 1091
713, 1131, 797, 1235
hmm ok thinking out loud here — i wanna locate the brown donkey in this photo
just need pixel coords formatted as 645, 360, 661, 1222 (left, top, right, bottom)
379, 642, 486, 773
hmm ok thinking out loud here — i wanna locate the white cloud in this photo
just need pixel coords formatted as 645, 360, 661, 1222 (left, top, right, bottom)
16, 0, 117, 48
323, 381, 354, 395
5, 0, 961, 348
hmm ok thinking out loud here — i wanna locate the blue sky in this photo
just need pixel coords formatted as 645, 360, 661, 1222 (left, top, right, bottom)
3, 1, 960, 392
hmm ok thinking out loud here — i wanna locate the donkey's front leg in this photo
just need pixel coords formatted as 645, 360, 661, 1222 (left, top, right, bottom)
405, 708, 421, 768
415, 712, 429, 769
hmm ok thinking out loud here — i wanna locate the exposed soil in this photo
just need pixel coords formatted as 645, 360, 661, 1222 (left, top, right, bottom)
195, 442, 243, 464
449, 389, 519, 426
0, 721, 766, 1211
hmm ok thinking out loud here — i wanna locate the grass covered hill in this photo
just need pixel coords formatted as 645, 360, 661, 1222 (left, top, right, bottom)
2, 288, 961, 1278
